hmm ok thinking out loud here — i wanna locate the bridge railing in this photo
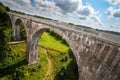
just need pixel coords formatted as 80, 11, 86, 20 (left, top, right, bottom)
98, 32, 120, 46
32, 16, 120, 46
83, 28, 98, 35
8, 12, 120, 46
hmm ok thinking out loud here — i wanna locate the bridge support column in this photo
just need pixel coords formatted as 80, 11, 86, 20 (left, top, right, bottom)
26, 36, 38, 64
26, 42, 38, 64
12, 24, 21, 41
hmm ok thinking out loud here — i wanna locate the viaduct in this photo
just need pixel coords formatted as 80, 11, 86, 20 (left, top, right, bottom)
7, 12, 120, 80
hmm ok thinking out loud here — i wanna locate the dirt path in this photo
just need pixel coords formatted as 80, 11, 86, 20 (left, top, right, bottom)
43, 49, 53, 80
8, 41, 56, 80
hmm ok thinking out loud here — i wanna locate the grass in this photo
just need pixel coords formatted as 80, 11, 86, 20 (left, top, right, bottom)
39, 32, 69, 52
0, 43, 49, 80
0, 31, 78, 80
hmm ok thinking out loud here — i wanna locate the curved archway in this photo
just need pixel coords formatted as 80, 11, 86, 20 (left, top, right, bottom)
30, 28, 79, 80
14, 18, 27, 41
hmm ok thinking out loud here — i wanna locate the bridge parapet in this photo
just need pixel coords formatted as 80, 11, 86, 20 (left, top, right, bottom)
98, 32, 120, 46
7, 12, 120, 46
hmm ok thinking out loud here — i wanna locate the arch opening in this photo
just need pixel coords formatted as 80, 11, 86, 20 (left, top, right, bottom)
14, 18, 26, 41
30, 28, 79, 80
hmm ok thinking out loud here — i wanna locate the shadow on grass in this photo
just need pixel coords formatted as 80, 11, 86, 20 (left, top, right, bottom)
0, 59, 27, 78
54, 50, 79, 80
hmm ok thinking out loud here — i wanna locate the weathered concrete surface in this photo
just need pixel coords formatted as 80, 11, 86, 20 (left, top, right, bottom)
7, 12, 120, 80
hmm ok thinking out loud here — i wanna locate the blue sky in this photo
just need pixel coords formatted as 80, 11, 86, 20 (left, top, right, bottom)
0, 0, 120, 32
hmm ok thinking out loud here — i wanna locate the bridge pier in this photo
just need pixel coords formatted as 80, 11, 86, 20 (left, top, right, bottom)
26, 41, 38, 64
12, 22, 21, 41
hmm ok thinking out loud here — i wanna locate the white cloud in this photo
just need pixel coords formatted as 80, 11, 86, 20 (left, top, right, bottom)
2, 0, 100, 26
0, 0, 62, 18
1, 0, 119, 32
54, 0, 81, 13
107, 7, 120, 19
106, 0, 120, 6
34, 0, 62, 15
77, 5, 96, 17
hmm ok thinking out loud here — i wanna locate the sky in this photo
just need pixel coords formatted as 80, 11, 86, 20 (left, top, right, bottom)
0, 0, 120, 32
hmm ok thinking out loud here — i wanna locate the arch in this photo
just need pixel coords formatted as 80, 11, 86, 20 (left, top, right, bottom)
31, 28, 76, 63
7, 13, 28, 41
27, 27, 79, 79
27, 28, 51, 64
30, 28, 73, 64
13, 18, 27, 41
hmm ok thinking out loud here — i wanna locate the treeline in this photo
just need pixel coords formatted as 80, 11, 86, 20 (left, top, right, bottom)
0, 2, 12, 64
11, 10, 26, 15
33, 15, 52, 20
75, 24, 92, 29
76, 24, 120, 36
96, 29, 120, 36
47, 30, 68, 46
11, 8, 52, 20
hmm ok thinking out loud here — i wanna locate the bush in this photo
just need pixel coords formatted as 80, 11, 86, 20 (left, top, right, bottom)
0, 3, 6, 14
29, 64, 41, 72
5, 6, 10, 11
0, 2, 12, 67
13, 66, 29, 80
60, 56, 68, 62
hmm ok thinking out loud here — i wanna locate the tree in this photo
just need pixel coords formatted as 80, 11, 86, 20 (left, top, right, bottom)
0, 2, 12, 63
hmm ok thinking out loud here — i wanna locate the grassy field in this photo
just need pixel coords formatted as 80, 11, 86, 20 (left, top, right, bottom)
39, 32, 69, 52
0, 32, 78, 80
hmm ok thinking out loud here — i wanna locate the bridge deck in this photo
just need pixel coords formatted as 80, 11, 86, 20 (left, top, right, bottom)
7, 12, 120, 46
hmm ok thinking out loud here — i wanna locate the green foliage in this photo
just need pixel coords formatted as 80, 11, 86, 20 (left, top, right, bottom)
47, 49, 78, 80
48, 30, 63, 40
33, 15, 52, 20
0, 2, 6, 14
0, 2, 12, 64
11, 10, 25, 15
40, 32, 69, 52
96, 29, 120, 36
14, 19, 26, 41
48, 30, 68, 45
54, 50, 78, 80
13, 66, 29, 80
19, 21, 26, 40
29, 64, 41, 72
5, 7, 10, 12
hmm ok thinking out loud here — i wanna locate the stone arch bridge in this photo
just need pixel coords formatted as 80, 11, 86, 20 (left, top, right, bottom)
7, 12, 120, 80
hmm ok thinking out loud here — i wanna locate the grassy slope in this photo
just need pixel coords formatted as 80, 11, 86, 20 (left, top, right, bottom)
40, 32, 69, 52
0, 32, 78, 80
